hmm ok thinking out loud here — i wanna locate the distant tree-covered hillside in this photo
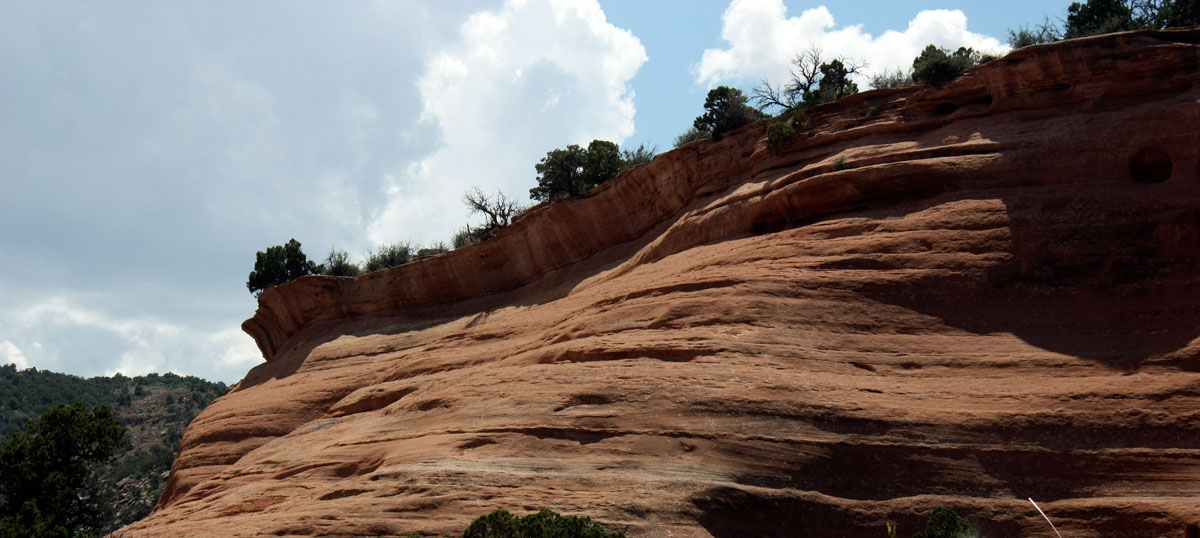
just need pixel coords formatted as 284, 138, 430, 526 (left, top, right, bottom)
0, 364, 227, 534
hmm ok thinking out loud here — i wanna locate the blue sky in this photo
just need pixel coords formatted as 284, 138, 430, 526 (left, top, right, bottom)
0, 0, 1071, 383
605, 0, 1064, 150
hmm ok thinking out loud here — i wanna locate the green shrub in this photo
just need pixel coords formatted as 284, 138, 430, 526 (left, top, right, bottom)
619, 144, 656, 170
1064, 0, 1136, 38
766, 120, 796, 152
804, 59, 860, 106
1157, 0, 1200, 27
1008, 19, 1061, 48
754, 47, 864, 111
246, 239, 321, 296
0, 404, 126, 537
765, 107, 806, 152
865, 105, 879, 117
1009, 1, 1197, 46
834, 157, 849, 171
913, 507, 976, 538
529, 140, 623, 202
452, 226, 481, 250
912, 45, 981, 86
416, 244, 449, 258
693, 86, 767, 141
462, 509, 624, 538
673, 126, 711, 148
363, 243, 411, 273
322, 248, 361, 277
870, 68, 913, 89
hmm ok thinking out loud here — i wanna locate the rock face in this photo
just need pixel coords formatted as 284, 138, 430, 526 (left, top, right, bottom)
117, 30, 1200, 537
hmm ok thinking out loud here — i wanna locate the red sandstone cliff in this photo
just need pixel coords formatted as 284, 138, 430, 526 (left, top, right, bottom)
117, 29, 1200, 537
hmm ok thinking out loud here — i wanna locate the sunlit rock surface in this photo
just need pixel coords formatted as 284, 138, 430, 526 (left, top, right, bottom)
116, 29, 1200, 537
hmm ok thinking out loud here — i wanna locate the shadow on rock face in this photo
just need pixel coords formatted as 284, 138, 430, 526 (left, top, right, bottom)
688, 486, 1024, 538
851, 173, 1200, 369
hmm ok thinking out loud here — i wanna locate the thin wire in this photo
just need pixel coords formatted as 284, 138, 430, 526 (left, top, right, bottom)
1029, 498, 1064, 538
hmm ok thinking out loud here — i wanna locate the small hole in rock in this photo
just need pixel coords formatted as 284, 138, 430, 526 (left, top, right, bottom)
932, 103, 958, 116
751, 214, 787, 235
1130, 147, 1172, 183
1186, 523, 1199, 538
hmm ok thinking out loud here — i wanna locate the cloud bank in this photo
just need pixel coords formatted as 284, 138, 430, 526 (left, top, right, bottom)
696, 0, 1008, 89
0, 0, 642, 383
369, 0, 646, 246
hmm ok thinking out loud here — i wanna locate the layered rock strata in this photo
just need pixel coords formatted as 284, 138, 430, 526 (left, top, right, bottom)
118, 29, 1200, 537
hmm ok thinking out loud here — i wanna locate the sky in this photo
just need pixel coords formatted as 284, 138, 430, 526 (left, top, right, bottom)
0, 0, 1070, 384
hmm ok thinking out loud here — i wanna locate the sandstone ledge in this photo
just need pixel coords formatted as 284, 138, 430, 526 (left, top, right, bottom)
121, 29, 1200, 537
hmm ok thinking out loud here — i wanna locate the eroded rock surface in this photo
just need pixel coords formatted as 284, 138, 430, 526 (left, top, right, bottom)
117, 29, 1200, 537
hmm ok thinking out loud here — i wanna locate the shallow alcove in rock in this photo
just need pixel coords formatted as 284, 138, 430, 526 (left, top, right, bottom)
1130, 146, 1173, 183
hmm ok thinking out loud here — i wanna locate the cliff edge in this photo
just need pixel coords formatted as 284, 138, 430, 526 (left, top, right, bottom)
118, 29, 1200, 537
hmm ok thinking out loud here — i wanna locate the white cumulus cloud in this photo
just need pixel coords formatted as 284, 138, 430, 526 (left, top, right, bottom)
0, 340, 29, 369
5, 294, 260, 382
696, 0, 1008, 90
368, 0, 647, 246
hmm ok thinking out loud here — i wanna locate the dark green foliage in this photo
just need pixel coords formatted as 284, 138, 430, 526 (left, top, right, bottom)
870, 68, 913, 89
463, 510, 520, 537
1065, 0, 1136, 37
104, 444, 173, 483
462, 509, 624, 538
804, 59, 859, 106
977, 52, 1000, 64
524, 138, 652, 206
673, 126, 711, 148
1008, 17, 1062, 47
912, 45, 982, 86
913, 507, 976, 538
97, 444, 174, 528
1156, 0, 1200, 27
619, 144, 656, 169
765, 108, 805, 153
529, 140, 623, 202
693, 86, 767, 141
1005, 1, 1199, 49
1050, 0, 1199, 40
0, 499, 87, 538
0, 404, 126, 537
754, 47, 864, 111
766, 120, 796, 152
321, 248, 361, 277
246, 239, 321, 296
0, 365, 225, 535
363, 243, 411, 273
1, 365, 120, 436
0, 365, 219, 436
416, 244, 449, 258
453, 227, 482, 250
833, 157, 850, 171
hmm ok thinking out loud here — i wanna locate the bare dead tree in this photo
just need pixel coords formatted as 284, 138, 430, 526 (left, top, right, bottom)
1007, 15, 1063, 48
753, 76, 799, 112
754, 46, 822, 111
753, 45, 865, 112
460, 187, 525, 245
